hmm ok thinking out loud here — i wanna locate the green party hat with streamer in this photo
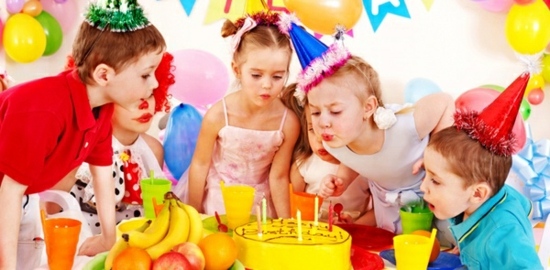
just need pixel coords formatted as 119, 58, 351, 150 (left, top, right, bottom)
85, 0, 151, 32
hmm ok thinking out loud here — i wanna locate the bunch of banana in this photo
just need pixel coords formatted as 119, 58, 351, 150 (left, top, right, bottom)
104, 219, 152, 270
121, 192, 204, 260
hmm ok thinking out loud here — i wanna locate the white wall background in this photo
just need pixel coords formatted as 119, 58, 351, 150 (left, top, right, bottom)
1, 0, 549, 140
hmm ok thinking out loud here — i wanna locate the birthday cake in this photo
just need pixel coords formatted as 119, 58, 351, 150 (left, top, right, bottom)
233, 219, 351, 270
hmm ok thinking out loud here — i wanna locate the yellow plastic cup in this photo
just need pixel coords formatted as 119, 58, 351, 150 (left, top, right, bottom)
221, 182, 255, 229
393, 234, 433, 270
43, 217, 81, 270
140, 178, 172, 219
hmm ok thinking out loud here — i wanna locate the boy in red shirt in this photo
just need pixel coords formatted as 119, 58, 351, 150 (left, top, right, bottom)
0, 0, 166, 268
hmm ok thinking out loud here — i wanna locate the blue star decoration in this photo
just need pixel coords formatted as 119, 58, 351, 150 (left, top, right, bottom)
363, 0, 410, 32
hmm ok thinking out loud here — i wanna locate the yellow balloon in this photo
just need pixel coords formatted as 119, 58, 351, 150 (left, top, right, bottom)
505, 0, 550, 54
285, 0, 363, 35
542, 54, 550, 82
3, 14, 46, 63
525, 73, 545, 95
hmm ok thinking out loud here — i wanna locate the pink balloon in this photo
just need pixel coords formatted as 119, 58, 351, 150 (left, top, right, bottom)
171, 49, 229, 107
477, 0, 514, 13
0, 18, 3, 49
527, 88, 545, 105
41, 0, 79, 33
455, 87, 526, 154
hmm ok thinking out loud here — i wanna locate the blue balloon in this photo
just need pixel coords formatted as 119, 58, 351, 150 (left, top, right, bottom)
404, 78, 442, 104
163, 103, 203, 180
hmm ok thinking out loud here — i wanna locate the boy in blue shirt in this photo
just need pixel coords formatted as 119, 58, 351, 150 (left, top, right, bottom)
420, 73, 542, 269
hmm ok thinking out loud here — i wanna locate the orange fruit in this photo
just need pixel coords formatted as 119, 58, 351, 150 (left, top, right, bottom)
411, 230, 440, 263
198, 232, 238, 270
113, 247, 152, 270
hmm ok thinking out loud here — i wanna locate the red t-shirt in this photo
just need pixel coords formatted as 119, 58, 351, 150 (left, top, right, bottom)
0, 70, 113, 194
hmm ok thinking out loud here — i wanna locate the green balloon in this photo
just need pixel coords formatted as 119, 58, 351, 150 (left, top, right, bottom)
34, 11, 63, 56
520, 98, 531, 121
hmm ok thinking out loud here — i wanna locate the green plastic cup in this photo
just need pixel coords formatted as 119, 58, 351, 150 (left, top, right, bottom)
399, 206, 434, 234
140, 178, 172, 219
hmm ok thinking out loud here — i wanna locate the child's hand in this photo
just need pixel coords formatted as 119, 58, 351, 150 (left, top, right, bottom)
318, 174, 344, 198
334, 212, 354, 224
78, 234, 112, 256
412, 158, 424, 175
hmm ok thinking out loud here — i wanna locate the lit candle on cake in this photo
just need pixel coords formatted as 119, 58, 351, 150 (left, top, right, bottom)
262, 195, 267, 224
256, 205, 262, 237
314, 194, 319, 226
328, 200, 333, 232
297, 209, 303, 241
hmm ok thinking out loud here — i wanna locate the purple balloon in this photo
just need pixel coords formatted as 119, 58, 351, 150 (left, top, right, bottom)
6, 0, 25, 14
171, 49, 230, 107
41, 0, 79, 33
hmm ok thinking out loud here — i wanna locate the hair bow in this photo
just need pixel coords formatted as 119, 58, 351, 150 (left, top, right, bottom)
230, 17, 258, 53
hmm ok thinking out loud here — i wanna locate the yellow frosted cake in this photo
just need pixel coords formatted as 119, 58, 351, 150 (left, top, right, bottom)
233, 218, 351, 270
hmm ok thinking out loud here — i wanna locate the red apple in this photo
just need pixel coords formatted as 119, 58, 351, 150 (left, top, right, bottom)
152, 251, 193, 270
172, 242, 206, 270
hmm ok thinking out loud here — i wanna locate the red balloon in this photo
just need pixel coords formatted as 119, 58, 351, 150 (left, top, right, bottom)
527, 88, 544, 105
514, 0, 535, 5
455, 87, 526, 154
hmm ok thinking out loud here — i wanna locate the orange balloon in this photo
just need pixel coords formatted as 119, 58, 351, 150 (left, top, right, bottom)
285, 0, 363, 35
22, 0, 43, 17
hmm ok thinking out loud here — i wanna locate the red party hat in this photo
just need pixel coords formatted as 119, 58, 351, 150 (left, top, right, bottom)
454, 72, 530, 157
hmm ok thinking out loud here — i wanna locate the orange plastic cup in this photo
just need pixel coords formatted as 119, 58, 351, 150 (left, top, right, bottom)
43, 217, 82, 270
289, 185, 324, 221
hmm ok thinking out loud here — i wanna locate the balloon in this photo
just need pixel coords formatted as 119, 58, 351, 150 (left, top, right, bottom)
520, 98, 532, 120
505, 0, 550, 54
455, 88, 526, 153
41, 0, 79, 33
284, 0, 362, 35
514, 0, 535, 4
0, 19, 4, 49
542, 54, 550, 82
3, 14, 47, 63
163, 103, 203, 180
526, 73, 545, 94
482, 84, 531, 120
478, 0, 514, 12
22, 0, 43, 17
35, 11, 63, 56
171, 49, 229, 107
527, 88, 545, 105
403, 78, 442, 104
6, 0, 25, 14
